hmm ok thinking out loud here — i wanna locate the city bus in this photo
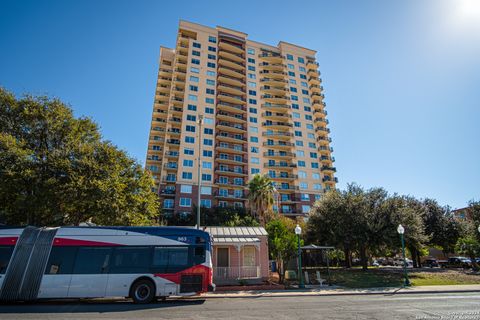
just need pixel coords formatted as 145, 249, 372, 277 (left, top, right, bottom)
0, 226, 214, 303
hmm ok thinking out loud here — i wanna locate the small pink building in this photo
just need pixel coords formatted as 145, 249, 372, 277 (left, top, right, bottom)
205, 227, 269, 285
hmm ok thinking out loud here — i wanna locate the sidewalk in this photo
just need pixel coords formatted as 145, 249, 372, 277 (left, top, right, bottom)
195, 284, 480, 299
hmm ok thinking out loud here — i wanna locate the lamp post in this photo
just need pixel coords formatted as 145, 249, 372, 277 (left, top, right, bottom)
295, 224, 304, 289
196, 115, 203, 230
397, 224, 410, 287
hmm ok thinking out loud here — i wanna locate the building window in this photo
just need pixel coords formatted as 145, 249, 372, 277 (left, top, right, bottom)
248, 66, 256, 71
251, 157, 259, 164
292, 103, 299, 109
298, 171, 307, 179
202, 174, 212, 181
187, 104, 197, 111
296, 140, 303, 146
203, 150, 213, 157
205, 98, 214, 104
181, 185, 192, 193
190, 76, 199, 82
206, 70, 215, 77
312, 173, 320, 180
204, 117, 213, 125
248, 57, 255, 63
286, 54, 293, 61
184, 148, 194, 155
186, 114, 196, 121
186, 125, 195, 132
192, 50, 200, 56
204, 128, 213, 135
188, 94, 197, 101
301, 81, 308, 87
205, 107, 214, 114
249, 99, 257, 105
298, 160, 306, 167
298, 57, 305, 63
185, 136, 195, 144
202, 161, 212, 169
206, 88, 215, 95
302, 205, 311, 213
192, 42, 201, 48
201, 186, 212, 195
314, 183, 322, 190
183, 159, 193, 167
294, 131, 302, 137
290, 87, 297, 93
191, 58, 200, 65
207, 62, 216, 68
249, 90, 257, 96
296, 150, 304, 157
204, 139, 213, 146
249, 117, 257, 123
190, 67, 199, 73
209, 36, 216, 43
163, 199, 174, 209
208, 54, 216, 60
251, 168, 260, 174
180, 198, 192, 207
300, 182, 308, 190
248, 73, 256, 79
250, 136, 258, 143
248, 81, 256, 88
247, 48, 255, 55
182, 172, 192, 180
311, 162, 319, 169
206, 79, 215, 86
208, 46, 216, 52
200, 199, 212, 208
249, 107, 257, 113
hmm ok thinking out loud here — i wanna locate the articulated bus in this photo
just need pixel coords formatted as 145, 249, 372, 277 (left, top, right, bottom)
0, 226, 214, 303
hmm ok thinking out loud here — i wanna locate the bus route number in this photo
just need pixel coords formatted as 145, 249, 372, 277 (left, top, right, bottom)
177, 236, 187, 242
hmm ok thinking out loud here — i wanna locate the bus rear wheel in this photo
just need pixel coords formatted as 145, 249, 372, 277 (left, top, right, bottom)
130, 279, 155, 304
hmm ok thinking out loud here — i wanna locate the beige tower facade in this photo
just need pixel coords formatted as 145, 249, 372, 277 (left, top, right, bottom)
145, 21, 337, 218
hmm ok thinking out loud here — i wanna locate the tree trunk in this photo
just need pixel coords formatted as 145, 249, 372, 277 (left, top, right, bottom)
416, 251, 422, 268
344, 246, 352, 268
359, 244, 368, 271
277, 259, 284, 284
410, 247, 418, 268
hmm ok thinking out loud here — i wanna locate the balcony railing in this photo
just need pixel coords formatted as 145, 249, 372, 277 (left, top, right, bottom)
260, 78, 288, 84
262, 122, 293, 128
263, 151, 296, 157
261, 95, 290, 100
215, 167, 247, 174
214, 266, 261, 280
263, 142, 295, 147
321, 166, 337, 172
217, 101, 247, 112
262, 131, 293, 137
216, 133, 247, 142
216, 155, 248, 163
215, 179, 245, 186
264, 163, 297, 168
214, 191, 245, 199
261, 103, 291, 109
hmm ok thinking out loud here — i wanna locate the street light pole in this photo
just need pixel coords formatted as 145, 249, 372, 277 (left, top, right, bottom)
397, 224, 410, 287
295, 224, 304, 289
196, 115, 203, 230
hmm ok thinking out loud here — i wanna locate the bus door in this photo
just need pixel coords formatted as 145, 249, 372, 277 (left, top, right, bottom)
68, 247, 111, 298
40, 246, 76, 298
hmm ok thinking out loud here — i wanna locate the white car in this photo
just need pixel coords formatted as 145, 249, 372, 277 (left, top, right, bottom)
393, 258, 413, 267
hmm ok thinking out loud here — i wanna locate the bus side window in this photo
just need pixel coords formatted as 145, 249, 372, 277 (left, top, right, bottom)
193, 246, 206, 265
73, 247, 112, 274
45, 246, 78, 274
110, 247, 151, 274
0, 246, 14, 274
152, 246, 189, 273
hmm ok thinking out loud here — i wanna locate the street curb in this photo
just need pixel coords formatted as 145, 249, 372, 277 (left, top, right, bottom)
187, 288, 480, 299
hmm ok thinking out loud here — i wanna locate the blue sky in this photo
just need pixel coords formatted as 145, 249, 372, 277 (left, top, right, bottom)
1, 0, 479, 209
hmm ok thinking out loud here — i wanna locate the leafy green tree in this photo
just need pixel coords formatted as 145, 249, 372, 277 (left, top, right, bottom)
456, 221, 480, 271
0, 87, 159, 226
247, 174, 276, 226
266, 216, 299, 284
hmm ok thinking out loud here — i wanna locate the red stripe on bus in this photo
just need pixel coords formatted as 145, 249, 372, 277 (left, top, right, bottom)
0, 237, 18, 245
52, 238, 123, 247
154, 264, 212, 292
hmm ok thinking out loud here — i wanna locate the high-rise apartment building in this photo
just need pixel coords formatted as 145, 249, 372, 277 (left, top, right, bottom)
145, 21, 337, 217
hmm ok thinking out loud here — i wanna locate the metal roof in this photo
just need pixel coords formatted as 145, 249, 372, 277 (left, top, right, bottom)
301, 244, 334, 250
204, 227, 268, 237
214, 237, 260, 244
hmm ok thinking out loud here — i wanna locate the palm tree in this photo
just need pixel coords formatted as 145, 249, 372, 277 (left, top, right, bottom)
248, 174, 276, 226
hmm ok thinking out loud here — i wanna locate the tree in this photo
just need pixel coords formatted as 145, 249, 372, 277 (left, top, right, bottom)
266, 216, 299, 284
247, 174, 275, 226
455, 221, 480, 271
0, 87, 159, 226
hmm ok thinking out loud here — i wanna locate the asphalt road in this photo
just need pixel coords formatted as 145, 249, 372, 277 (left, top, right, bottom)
0, 292, 479, 320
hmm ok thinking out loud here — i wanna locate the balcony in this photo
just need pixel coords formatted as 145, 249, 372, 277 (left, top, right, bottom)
260, 78, 288, 85
320, 156, 335, 163
215, 154, 247, 165
317, 136, 332, 144
164, 163, 178, 171
314, 118, 328, 125
264, 163, 297, 168
259, 62, 286, 71
214, 266, 260, 281
260, 86, 289, 95
262, 131, 293, 139
306, 60, 319, 68
263, 151, 296, 158
218, 65, 245, 80
218, 74, 244, 87
268, 173, 298, 180
157, 77, 172, 85
217, 92, 246, 105
308, 76, 321, 85
323, 177, 339, 183
215, 143, 247, 154
307, 69, 319, 77
321, 166, 337, 173
217, 121, 246, 133
261, 94, 290, 104
262, 122, 293, 129
218, 56, 245, 71
152, 118, 166, 124
169, 117, 182, 123
263, 141, 295, 149
261, 103, 290, 111
219, 40, 244, 55
160, 188, 176, 196
315, 127, 331, 135
218, 50, 244, 63
217, 102, 246, 116
214, 191, 246, 200
258, 52, 284, 63
216, 132, 247, 144
262, 112, 292, 120
165, 151, 179, 158
166, 129, 181, 136
314, 109, 328, 116
162, 177, 177, 183
217, 82, 245, 96
215, 179, 245, 187
275, 185, 300, 191
259, 70, 287, 79
169, 106, 183, 115
216, 112, 246, 124
215, 167, 247, 176
172, 97, 184, 106
166, 139, 180, 145
156, 85, 170, 93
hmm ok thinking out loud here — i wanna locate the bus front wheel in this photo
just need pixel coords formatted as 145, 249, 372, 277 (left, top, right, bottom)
130, 279, 155, 304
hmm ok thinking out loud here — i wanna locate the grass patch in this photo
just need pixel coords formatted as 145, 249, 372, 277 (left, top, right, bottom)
321, 268, 480, 288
